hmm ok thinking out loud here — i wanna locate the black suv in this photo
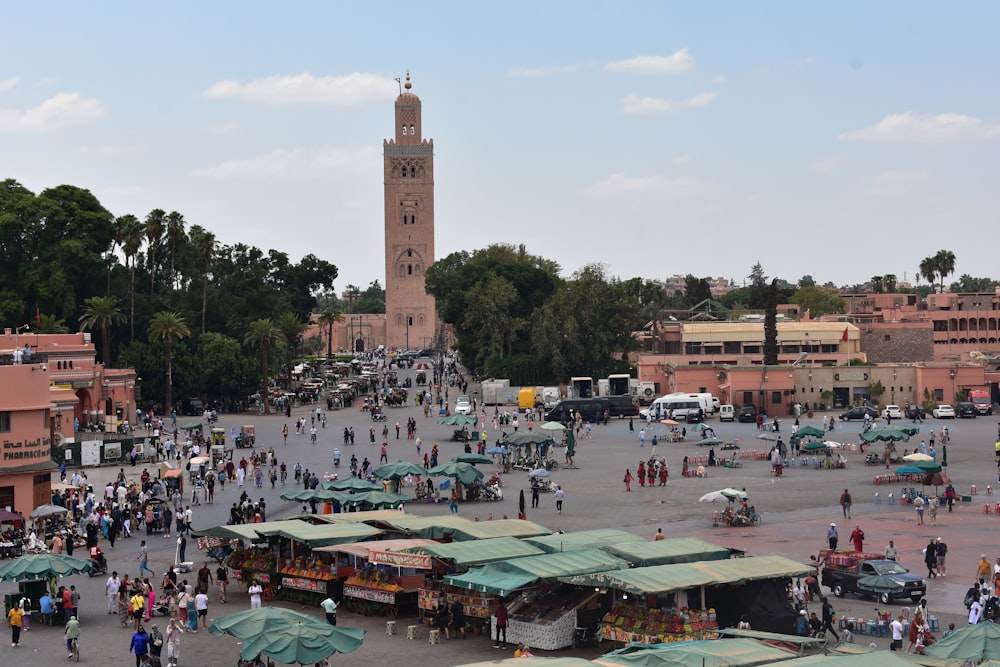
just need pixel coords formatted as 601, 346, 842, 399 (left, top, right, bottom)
737, 406, 758, 423
957, 402, 977, 418
839, 406, 880, 421
904, 404, 927, 420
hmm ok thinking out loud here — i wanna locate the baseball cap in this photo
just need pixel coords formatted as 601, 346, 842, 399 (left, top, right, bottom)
800, 610, 807, 616
830, 522, 836, 526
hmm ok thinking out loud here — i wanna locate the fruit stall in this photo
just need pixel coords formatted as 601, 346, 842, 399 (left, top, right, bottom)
601, 605, 719, 644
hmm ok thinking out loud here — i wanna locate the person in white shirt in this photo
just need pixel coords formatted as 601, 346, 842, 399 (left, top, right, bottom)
890, 615, 905, 651
248, 582, 263, 609
195, 591, 209, 629
106, 572, 121, 613
320, 596, 338, 625
884, 540, 900, 562
969, 598, 984, 625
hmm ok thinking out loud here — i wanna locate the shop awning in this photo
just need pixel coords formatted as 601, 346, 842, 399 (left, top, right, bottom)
597, 637, 797, 667
254, 522, 381, 548
602, 538, 731, 567
311, 509, 416, 524
402, 536, 545, 567
191, 519, 309, 541
315, 538, 438, 558
764, 650, 947, 667
559, 555, 814, 594
456, 659, 596, 667
379, 515, 551, 541
830, 644, 963, 667
444, 548, 629, 596
524, 529, 646, 554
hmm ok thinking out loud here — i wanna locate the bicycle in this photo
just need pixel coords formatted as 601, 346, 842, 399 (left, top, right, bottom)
68, 637, 79, 662
280, 469, 287, 485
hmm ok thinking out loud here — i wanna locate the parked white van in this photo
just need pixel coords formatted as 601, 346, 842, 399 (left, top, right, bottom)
719, 405, 735, 422
640, 395, 703, 421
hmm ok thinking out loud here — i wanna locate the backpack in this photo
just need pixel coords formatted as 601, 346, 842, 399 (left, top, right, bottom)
964, 588, 978, 610
795, 615, 808, 636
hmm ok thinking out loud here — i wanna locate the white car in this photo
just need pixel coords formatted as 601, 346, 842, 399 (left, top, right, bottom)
932, 404, 956, 419
882, 405, 902, 420
454, 396, 472, 415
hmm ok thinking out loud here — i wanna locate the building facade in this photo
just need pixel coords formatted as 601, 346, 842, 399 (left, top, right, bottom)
383, 72, 437, 351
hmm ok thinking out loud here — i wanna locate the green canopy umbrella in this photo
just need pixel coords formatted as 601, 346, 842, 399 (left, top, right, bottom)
719, 488, 748, 499
373, 461, 428, 481
209, 606, 364, 664
911, 460, 942, 473
795, 425, 826, 438
894, 465, 924, 476
697, 437, 724, 447
504, 431, 553, 446
280, 489, 346, 503
861, 427, 912, 443
691, 423, 710, 431
925, 617, 1000, 661
323, 477, 383, 492
566, 429, 576, 458
540, 421, 566, 431
437, 414, 478, 426
856, 574, 905, 594
339, 490, 409, 509
0, 553, 93, 582
802, 440, 830, 452
427, 461, 485, 486
177, 418, 203, 430
452, 453, 493, 465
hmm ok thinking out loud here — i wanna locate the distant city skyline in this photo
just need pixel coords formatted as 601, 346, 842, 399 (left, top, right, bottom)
2, 3, 998, 294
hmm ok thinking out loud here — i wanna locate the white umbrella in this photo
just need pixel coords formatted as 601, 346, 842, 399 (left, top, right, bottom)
823, 441, 844, 449
527, 469, 550, 479
699, 491, 727, 503
29, 504, 71, 520
755, 433, 778, 441
540, 422, 566, 431
660, 419, 679, 426
902, 452, 933, 462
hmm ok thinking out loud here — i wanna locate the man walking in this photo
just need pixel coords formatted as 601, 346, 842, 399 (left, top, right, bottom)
821, 598, 840, 641
884, 540, 900, 562
849, 524, 865, 552
320, 596, 338, 625
107, 571, 121, 614
839, 489, 852, 519
554, 486, 565, 514
493, 599, 509, 649
137, 541, 154, 577
639, 428, 646, 448
827, 523, 838, 551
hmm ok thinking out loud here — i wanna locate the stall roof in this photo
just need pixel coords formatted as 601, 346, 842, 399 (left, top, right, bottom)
770, 651, 946, 667
444, 548, 629, 596
314, 538, 438, 558
597, 638, 797, 667
254, 522, 381, 548
830, 644, 963, 667
379, 515, 551, 541
524, 529, 646, 554
402, 536, 545, 567
311, 509, 416, 524
559, 555, 814, 594
191, 519, 309, 541
456, 659, 596, 667
602, 538, 731, 567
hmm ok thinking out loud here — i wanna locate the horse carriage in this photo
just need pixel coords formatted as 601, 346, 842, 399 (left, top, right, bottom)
383, 388, 409, 407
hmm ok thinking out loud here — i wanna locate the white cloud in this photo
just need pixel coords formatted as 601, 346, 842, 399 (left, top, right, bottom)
620, 91, 717, 114
840, 112, 1000, 143
192, 146, 378, 181
809, 156, 845, 171
586, 174, 709, 199
506, 64, 579, 78
605, 49, 694, 74
0, 92, 103, 132
868, 169, 931, 196
0, 77, 18, 92
204, 72, 397, 106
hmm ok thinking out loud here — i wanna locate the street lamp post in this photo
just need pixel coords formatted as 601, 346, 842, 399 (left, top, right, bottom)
892, 369, 897, 405
406, 316, 412, 351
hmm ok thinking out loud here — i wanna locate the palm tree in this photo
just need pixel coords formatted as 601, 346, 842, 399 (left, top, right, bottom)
884, 274, 898, 293
116, 214, 145, 340
870, 276, 884, 294
244, 318, 279, 414
918, 256, 937, 291
148, 311, 191, 414
934, 250, 956, 294
165, 210, 186, 290
316, 308, 344, 358
189, 225, 216, 334
276, 312, 307, 380
145, 208, 166, 295
79, 296, 127, 364
35, 313, 70, 334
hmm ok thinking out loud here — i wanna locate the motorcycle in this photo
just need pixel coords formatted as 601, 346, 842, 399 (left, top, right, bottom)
865, 453, 882, 466
87, 553, 108, 577
482, 482, 504, 501
333, 450, 341, 467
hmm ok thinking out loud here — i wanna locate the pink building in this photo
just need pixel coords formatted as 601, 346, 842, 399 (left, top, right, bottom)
0, 363, 58, 514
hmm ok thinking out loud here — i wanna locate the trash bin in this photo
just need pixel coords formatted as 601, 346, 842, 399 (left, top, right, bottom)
471, 431, 479, 441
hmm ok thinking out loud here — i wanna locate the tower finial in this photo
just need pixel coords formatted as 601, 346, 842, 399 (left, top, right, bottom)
404, 70, 412, 91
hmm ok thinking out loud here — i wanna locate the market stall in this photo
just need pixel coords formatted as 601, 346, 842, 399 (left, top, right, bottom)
560, 555, 814, 643
602, 538, 731, 567
377, 515, 551, 541
403, 536, 546, 569
316, 538, 438, 617
523, 529, 647, 554
595, 637, 800, 667
444, 548, 629, 649
193, 519, 315, 593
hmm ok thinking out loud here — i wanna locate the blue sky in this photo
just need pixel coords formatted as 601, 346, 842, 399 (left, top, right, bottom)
2, 2, 998, 293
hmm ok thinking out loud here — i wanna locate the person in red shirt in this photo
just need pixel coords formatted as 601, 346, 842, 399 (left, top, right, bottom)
850, 524, 865, 552
493, 600, 509, 649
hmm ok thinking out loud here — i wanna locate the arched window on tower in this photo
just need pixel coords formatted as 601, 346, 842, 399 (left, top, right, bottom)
407, 248, 412, 257
402, 125, 407, 135
407, 264, 413, 275
410, 124, 414, 136
402, 167, 408, 178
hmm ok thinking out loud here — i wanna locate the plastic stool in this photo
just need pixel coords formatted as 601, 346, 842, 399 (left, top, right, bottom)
972, 485, 977, 495
877, 621, 889, 637
888, 493, 895, 505
989, 486, 994, 496
407, 625, 419, 640
875, 493, 881, 504
386, 620, 397, 635
428, 629, 441, 645
928, 617, 939, 632
984, 504, 991, 514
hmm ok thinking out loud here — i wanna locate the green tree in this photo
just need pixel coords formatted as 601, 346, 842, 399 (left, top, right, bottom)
462, 273, 521, 361
949, 274, 995, 293
144, 209, 166, 296
188, 225, 216, 334
883, 274, 898, 293
870, 276, 884, 294
244, 318, 279, 414
35, 313, 69, 334
934, 249, 956, 294
683, 275, 712, 307
195, 332, 258, 404
789, 286, 846, 317
116, 214, 144, 340
316, 308, 344, 358
79, 296, 127, 364
762, 279, 779, 366
147, 311, 191, 413
798, 275, 816, 288
276, 312, 307, 379
165, 210, 186, 290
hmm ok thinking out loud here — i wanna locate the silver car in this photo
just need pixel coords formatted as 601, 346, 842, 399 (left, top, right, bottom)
454, 396, 472, 415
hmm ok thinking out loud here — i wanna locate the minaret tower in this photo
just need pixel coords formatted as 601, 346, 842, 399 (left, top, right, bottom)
383, 72, 436, 351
